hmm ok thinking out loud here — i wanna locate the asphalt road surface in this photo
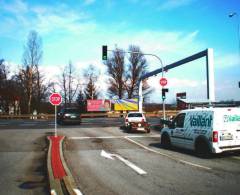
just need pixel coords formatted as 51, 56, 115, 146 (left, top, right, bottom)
0, 117, 161, 129
62, 124, 240, 195
0, 118, 240, 195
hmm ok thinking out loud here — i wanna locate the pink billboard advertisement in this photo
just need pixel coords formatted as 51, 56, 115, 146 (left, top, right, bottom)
87, 100, 111, 112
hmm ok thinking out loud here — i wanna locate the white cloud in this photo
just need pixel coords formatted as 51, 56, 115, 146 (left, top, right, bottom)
0, 1, 92, 37
84, 0, 95, 5
1, 0, 28, 14
158, 0, 194, 10
215, 53, 239, 68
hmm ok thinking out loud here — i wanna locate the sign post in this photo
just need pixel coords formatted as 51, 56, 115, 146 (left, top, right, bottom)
160, 77, 168, 120
49, 93, 62, 137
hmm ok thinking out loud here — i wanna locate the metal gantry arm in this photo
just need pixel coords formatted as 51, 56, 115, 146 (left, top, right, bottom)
138, 48, 215, 113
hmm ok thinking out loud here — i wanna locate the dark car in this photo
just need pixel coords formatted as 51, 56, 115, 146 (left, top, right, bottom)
57, 108, 81, 125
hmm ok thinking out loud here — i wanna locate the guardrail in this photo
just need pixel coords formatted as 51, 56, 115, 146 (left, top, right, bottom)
0, 111, 179, 120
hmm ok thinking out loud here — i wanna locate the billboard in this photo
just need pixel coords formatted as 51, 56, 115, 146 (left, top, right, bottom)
87, 100, 111, 112
114, 99, 138, 111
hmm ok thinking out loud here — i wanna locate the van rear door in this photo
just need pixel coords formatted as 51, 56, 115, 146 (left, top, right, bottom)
215, 108, 240, 150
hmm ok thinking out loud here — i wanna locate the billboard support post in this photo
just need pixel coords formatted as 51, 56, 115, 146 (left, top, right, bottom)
138, 81, 143, 112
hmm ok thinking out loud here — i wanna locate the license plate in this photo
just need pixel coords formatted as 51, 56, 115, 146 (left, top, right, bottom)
220, 134, 233, 141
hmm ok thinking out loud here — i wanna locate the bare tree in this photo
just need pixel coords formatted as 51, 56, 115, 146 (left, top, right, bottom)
59, 66, 68, 106
59, 61, 79, 107
0, 59, 7, 82
76, 89, 86, 112
105, 48, 126, 99
21, 30, 43, 113
83, 65, 99, 100
126, 45, 152, 99
105, 45, 152, 100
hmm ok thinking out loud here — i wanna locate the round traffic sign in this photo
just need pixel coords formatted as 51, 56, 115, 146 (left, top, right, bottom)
49, 93, 62, 106
160, 77, 167, 87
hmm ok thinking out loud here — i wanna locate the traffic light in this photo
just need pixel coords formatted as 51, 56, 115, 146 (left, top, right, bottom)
162, 88, 169, 100
102, 45, 108, 60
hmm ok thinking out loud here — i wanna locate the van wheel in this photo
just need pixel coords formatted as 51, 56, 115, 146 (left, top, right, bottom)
161, 133, 171, 149
195, 139, 211, 158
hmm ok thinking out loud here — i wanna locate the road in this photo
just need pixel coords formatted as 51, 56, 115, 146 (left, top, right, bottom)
0, 118, 240, 195
62, 120, 240, 195
0, 117, 161, 129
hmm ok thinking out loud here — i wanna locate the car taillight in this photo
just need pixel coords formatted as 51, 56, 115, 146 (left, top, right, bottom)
213, 131, 218, 142
141, 119, 145, 123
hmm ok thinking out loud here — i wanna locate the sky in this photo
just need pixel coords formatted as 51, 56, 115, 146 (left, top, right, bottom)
0, 0, 240, 103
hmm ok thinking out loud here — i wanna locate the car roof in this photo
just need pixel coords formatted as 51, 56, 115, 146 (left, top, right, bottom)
127, 112, 144, 116
127, 112, 143, 114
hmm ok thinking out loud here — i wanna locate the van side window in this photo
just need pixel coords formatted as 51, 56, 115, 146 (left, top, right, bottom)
173, 113, 186, 128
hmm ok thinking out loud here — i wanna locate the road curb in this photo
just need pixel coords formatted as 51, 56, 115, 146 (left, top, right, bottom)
47, 136, 82, 195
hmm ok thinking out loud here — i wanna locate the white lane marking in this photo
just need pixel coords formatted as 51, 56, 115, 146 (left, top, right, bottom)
70, 134, 160, 140
124, 137, 211, 170
74, 188, 83, 195
101, 150, 147, 175
232, 156, 240, 160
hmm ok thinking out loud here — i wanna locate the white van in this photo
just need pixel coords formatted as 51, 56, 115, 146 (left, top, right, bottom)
161, 107, 240, 155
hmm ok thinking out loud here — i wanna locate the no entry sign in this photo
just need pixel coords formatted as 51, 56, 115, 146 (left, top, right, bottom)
160, 77, 167, 87
49, 93, 62, 106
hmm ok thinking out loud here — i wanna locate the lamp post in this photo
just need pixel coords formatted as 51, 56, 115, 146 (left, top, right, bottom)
229, 12, 240, 89
137, 54, 165, 118
229, 12, 240, 65
122, 51, 165, 118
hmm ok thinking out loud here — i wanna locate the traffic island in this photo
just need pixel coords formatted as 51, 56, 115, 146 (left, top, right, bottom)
47, 136, 82, 195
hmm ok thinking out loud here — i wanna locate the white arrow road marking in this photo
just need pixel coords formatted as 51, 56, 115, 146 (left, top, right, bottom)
74, 188, 83, 195
101, 150, 115, 160
114, 154, 147, 175
101, 150, 147, 175
50, 189, 57, 195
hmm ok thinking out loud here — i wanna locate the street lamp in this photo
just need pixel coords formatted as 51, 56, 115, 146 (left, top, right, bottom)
229, 12, 240, 65
229, 12, 240, 89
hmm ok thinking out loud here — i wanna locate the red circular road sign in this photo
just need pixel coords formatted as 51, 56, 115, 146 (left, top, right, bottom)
49, 93, 62, 106
160, 77, 167, 87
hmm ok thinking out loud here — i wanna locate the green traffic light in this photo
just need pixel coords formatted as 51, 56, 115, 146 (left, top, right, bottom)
102, 45, 107, 60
